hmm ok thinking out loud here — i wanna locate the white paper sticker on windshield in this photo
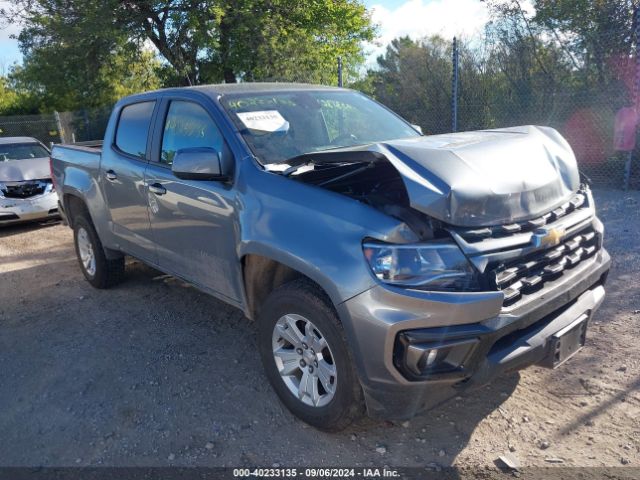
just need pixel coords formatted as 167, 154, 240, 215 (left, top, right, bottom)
236, 110, 290, 133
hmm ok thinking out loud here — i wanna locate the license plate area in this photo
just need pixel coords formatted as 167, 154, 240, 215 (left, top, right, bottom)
550, 314, 589, 368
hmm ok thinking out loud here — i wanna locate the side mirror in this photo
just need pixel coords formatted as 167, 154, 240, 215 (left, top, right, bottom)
411, 124, 423, 135
171, 147, 228, 181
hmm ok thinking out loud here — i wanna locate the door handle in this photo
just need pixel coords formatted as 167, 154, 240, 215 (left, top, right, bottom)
148, 183, 167, 195
105, 170, 117, 181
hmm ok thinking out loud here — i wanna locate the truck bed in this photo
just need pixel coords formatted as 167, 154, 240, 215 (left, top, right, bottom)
67, 140, 103, 150
51, 142, 103, 191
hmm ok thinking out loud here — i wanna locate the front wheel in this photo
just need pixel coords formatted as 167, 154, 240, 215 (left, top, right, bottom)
257, 279, 364, 431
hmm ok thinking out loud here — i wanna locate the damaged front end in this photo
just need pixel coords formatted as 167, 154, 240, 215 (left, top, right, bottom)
0, 179, 59, 224
282, 125, 595, 299
284, 125, 580, 231
0, 142, 60, 224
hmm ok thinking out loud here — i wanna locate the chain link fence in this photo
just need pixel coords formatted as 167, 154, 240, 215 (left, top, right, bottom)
356, 17, 640, 191
0, 108, 111, 147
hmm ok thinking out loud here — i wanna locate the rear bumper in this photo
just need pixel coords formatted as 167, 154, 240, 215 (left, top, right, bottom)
338, 248, 611, 419
0, 192, 59, 225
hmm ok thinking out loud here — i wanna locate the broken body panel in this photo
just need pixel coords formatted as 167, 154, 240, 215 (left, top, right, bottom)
287, 125, 580, 229
0, 138, 59, 225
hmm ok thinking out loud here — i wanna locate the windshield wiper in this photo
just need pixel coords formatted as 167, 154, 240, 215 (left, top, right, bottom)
316, 161, 377, 186
277, 149, 386, 176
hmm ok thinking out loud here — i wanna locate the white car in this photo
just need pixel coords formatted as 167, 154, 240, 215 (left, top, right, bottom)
0, 136, 59, 225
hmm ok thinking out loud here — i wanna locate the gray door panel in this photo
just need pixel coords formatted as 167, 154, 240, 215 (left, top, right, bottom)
144, 99, 241, 301
144, 164, 240, 301
101, 156, 156, 262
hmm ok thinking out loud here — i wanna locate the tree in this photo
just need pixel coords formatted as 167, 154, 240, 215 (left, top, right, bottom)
117, 0, 374, 84
533, 0, 635, 88
366, 36, 453, 135
2, 0, 374, 94
3, 0, 162, 112
482, 8, 574, 127
0, 76, 20, 114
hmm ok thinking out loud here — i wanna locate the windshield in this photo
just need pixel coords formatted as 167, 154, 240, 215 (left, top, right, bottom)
0, 143, 49, 162
221, 90, 420, 164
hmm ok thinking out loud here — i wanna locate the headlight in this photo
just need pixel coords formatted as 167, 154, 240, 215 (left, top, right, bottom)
362, 240, 478, 291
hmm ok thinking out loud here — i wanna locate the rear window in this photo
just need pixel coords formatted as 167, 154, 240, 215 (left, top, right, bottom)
0, 143, 49, 161
115, 101, 155, 159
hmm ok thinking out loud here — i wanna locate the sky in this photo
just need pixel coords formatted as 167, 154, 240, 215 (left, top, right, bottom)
0, 0, 491, 71
0, 0, 21, 73
363, 0, 490, 64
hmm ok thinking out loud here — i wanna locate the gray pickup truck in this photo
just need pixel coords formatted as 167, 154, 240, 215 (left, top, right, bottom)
51, 83, 610, 431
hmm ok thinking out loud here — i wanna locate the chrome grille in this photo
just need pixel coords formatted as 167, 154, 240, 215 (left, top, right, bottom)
488, 227, 600, 306
455, 191, 588, 243
1, 180, 50, 199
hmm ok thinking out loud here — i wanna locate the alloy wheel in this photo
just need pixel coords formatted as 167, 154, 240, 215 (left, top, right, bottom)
271, 313, 338, 407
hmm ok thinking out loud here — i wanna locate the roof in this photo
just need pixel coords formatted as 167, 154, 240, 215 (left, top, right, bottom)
157, 82, 345, 98
0, 136, 41, 145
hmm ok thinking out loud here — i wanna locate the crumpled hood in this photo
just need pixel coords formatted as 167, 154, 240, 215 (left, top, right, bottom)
328, 125, 579, 227
0, 157, 51, 182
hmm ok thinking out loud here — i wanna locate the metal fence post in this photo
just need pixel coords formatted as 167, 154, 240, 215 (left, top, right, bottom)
626, 5, 640, 190
337, 56, 343, 88
451, 37, 459, 133
83, 109, 90, 142
53, 111, 63, 144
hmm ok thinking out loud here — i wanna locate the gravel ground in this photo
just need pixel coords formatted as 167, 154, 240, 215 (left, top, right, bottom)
0, 189, 638, 468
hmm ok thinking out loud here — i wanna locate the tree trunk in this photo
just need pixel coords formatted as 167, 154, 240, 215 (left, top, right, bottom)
219, 9, 237, 83
223, 68, 237, 83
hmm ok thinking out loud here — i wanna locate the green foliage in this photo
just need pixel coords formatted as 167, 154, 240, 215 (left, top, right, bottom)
364, 36, 457, 134
4, 0, 162, 112
0, 77, 20, 114
117, 0, 374, 85
361, 0, 633, 137
242, 0, 374, 85
1, 0, 373, 112
533, 0, 635, 86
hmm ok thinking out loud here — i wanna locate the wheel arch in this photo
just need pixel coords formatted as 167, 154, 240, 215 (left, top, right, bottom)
63, 192, 122, 260
241, 251, 339, 321
62, 192, 91, 229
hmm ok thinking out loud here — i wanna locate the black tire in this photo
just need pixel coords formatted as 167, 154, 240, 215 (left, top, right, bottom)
258, 279, 364, 431
73, 214, 124, 288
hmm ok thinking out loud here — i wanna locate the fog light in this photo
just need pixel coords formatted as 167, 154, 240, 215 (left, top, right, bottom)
396, 333, 480, 380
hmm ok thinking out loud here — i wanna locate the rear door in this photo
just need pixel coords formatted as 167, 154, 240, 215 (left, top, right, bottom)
144, 95, 242, 302
100, 100, 158, 263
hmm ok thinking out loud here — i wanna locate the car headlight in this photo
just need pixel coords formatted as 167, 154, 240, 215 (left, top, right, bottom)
362, 240, 478, 291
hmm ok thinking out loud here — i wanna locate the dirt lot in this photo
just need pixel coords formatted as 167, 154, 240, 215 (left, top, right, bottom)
0, 189, 638, 469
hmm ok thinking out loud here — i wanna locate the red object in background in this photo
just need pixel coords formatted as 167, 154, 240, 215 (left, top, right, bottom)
563, 109, 607, 166
613, 107, 638, 152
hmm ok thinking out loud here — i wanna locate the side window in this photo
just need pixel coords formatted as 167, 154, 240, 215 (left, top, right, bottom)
160, 101, 228, 166
115, 101, 155, 159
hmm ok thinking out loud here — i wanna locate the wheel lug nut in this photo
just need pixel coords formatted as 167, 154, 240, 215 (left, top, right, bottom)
308, 366, 314, 373
300, 360, 306, 367
302, 343, 308, 349
296, 348, 303, 355
313, 360, 318, 367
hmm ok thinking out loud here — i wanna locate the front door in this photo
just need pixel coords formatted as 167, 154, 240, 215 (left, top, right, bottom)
144, 99, 241, 302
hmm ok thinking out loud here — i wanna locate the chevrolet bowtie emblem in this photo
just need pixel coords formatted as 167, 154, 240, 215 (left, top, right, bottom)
532, 227, 566, 248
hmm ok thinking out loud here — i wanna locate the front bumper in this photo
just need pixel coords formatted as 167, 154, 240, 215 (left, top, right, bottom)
0, 192, 59, 225
338, 248, 611, 419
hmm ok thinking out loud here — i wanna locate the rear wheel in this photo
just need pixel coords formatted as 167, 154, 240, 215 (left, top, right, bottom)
73, 215, 124, 288
258, 279, 364, 431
